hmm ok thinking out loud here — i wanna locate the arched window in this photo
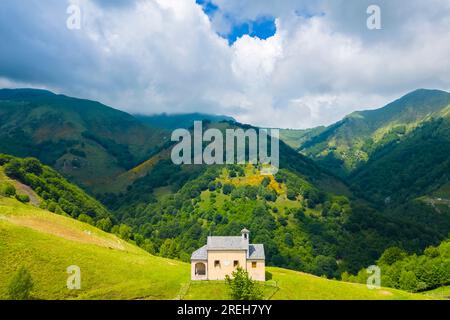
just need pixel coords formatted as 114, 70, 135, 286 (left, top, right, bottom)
195, 262, 206, 276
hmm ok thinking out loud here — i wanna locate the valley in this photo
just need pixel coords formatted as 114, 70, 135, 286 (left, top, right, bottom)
1, 88, 449, 299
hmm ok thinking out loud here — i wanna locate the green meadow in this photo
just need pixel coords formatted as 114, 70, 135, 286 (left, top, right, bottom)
0, 196, 427, 300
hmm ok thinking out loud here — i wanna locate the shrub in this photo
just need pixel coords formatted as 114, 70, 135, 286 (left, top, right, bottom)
47, 201, 57, 212
96, 218, 112, 232
15, 194, 30, 203
78, 214, 94, 225
0, 154, 12, 165
378, 247, 408, 265
4, 160, 22, 179
399, 270, 418, 292
225, 267, 263, 300
8, 266, 33, 300
208, 181, 217, 191
23, 158, 43, 175
222, 183, 234, 195
115, 224, 132, 240
0, 182, 16, 197
287, 189, 297, 201
314, 255, 338, 278
424, 246, 440, 258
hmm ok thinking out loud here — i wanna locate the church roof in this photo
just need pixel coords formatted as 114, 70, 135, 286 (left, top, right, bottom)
191, 245, 207, 260
190, 236, 265, 261
207, 236, 247, 250
248, 244, 265, 260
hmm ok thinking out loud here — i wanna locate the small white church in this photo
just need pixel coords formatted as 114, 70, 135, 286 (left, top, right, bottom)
190, 229, 265, 281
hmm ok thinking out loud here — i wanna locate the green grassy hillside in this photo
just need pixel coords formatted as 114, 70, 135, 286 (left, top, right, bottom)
423, 286, 450, 300
186, 267, 425, 300
0, 89, 168, 191
0, 196, 426, 300
0, 197, 188, 300
279, 127, 326, 151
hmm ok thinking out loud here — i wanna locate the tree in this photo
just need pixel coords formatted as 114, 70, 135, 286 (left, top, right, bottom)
284, 233, 294, 247
287, 189, 297, 201
96, 218, 112, 232
222, 184, 234, 195
314, 255, 338, 278
8, 266, 33, 300
4, 159, 22, 179
0, 154, 12, 165
15, 194, 30, 203
78, 213, 94, 225
225, 267, 263, 300
424, 246, 440, 258
0, 182, 16, 197
262, 177, 270, 187
399, 270, 418, 292
23, 158, 43, 175
378, 247, 407, 265
118, 224, 132, 240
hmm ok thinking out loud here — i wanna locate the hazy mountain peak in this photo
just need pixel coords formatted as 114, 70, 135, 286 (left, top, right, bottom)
0, 88, 55, 100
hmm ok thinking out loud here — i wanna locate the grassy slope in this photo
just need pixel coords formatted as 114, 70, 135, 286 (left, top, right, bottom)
0, 167, 41, 206
0, 197, 188, 300
423, 286, 450, 300
279, 127, 326, 151
0, 196, 426, 300
102, 148, 172, 193
186, 267, 424, 300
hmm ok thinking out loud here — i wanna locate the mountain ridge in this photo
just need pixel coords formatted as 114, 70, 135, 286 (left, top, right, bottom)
1, 88, 449, 285
135, 112, 236, 130
296, 89, 450, 176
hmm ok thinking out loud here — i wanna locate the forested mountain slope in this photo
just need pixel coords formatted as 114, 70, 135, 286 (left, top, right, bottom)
0, 89, 168, 191
297, 89, 450, 177
98, 121, 447, 276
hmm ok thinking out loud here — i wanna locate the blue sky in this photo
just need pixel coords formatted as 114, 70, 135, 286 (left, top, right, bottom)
0, 0, 449, 128
196, 0, 219, 16
196, 0, 276, 44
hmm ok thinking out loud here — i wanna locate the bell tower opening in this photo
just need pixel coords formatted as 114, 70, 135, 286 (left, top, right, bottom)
241, 228, 250, 242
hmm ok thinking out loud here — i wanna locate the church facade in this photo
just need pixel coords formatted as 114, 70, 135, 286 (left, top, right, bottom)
190, 229, 265, 281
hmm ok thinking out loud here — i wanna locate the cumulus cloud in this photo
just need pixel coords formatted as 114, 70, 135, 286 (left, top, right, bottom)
0, 0, 449, 128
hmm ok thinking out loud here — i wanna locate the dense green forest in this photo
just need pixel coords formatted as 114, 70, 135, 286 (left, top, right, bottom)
0, 154, 112, 228
344, 240, 450, 292
99, 156, 447, 276
349, 117, 450, 206
296, 89, 450, 177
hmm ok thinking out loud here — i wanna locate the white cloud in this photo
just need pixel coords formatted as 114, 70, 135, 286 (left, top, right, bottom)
0, 0, 449, 128
231, 24, 283, 87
